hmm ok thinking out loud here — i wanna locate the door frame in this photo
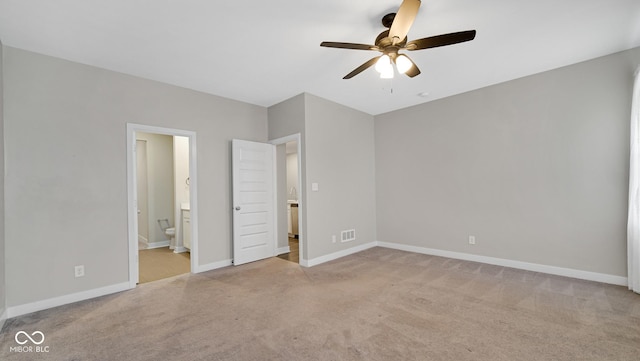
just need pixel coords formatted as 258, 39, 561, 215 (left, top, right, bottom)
135, 139, 149, 246
270, 134, 304, 264
126, 123, 199, 288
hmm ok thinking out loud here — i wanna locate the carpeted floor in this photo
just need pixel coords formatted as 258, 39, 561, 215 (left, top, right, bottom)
1, 247, 639, 360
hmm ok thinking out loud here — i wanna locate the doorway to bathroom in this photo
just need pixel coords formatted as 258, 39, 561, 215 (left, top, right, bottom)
271, 134, 302, 264
127, 124, 198, 287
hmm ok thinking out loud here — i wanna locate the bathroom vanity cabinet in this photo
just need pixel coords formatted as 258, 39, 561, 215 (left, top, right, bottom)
182, 209, 191, 249
287, 201, 298, 238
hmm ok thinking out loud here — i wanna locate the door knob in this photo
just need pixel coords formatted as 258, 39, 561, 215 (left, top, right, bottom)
235, 206, 241, 211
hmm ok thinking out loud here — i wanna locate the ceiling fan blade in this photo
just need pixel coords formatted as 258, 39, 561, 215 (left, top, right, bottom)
406, 30, 476, 50
320, 42, 378, 51
389, 0, 421, 44
343, 56, 381, 79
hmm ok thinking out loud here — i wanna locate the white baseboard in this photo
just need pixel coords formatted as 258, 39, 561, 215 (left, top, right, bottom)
194, 259, 232, 273
5, 242, 624, 320
377, 241, 628, 286
276, 246, 290, 256
6, 282, 132, 319
0, 307, 7, 330
173, 246, 188, 254
301, 242, 377, 267
146, 241, 170, 249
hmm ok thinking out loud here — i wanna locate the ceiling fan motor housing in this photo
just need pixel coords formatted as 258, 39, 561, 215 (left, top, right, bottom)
382, 13, 396, 28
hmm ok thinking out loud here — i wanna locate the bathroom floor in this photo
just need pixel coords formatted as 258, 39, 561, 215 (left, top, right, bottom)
277, 237, 299, 264
138, 247, 190, 284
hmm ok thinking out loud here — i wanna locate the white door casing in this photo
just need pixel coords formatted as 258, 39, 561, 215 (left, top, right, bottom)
127, 123, 198, 287
232, 139, 276, 265
136, 140, 149, 245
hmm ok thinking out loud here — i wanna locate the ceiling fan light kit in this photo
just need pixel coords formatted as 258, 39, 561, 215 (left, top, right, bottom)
395, 54, 413, 74
320, 0, 476, 80
375, 55, 393, 75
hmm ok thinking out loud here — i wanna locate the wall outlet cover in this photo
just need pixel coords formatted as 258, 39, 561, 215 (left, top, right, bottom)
74, 265, 85, 278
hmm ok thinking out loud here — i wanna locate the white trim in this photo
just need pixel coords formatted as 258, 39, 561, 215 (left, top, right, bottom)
146, 241, 170, 249
276, 246, 291, 255
269, 134, 304, 264
6, 282, 131, 319
173, 246, 189, 254
0, 308, 7, 330
377, 242, 628, 286
194, 259, 233, 273
127, 123, 199, 288
301, 242, 377, 267
126, 124, 138, 287
272, 144, 279, 259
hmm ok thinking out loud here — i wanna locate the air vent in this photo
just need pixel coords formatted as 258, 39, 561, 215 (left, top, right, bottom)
341, 229, 356, 243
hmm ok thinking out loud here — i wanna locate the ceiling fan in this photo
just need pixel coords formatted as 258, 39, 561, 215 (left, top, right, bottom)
320, 0, 476, 79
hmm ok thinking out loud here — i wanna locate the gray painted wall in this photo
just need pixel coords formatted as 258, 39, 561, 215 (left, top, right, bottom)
268, 93, 377, 261
304, 94, 377, 260
4, 47, 268, 307
4, 40, 638, 312
0, 40, 6, 323
287, 153, 299, 202
268, 94, 308, 259
375, 47, 640, 277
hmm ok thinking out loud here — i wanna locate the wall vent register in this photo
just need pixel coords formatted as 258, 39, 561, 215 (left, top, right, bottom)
341, 229, 356, 242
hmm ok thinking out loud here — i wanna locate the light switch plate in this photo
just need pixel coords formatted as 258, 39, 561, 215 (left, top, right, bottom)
312, 183, 319, 191
75, 265, 85, 278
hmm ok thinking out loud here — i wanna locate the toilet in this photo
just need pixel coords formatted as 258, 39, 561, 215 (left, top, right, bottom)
165, 227, 175, 238
157, 219, 176, 249
165, 227, 176, 249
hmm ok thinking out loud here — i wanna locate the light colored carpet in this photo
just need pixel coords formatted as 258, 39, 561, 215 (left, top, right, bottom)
138, 247, 190, 284
1, 247, 639, 360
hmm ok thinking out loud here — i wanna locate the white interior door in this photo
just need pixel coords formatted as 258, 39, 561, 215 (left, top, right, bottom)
232, 139, 276, 265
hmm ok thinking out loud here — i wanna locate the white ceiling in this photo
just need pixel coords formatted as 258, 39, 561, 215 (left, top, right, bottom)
1, 0, 639, 115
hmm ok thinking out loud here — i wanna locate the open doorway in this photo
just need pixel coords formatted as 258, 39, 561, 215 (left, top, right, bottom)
127, 124, 198, 287
271, 134, 303, 264
135, 132, 190, 283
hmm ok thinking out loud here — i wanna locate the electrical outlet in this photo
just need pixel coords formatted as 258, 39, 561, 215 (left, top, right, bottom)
468, 236, 476, 245
75, 265, 85, 278
332, 235, 336, 243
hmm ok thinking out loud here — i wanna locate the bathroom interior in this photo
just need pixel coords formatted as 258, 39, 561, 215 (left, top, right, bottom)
278, 140, 300, 264
136, 132, 191, 283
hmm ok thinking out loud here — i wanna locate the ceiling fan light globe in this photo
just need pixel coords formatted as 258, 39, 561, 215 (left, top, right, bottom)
395, 54, 413, 74
380, 68, 394, 79
375, 54, 392, 73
